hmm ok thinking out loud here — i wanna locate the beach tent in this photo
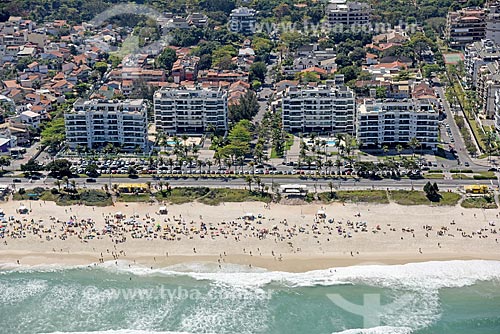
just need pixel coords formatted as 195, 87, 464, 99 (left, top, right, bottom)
159, 206, 168, 214
18, 205, 28, 214
317, 210, 326, 218
242, 213, 255, 220
115, 212, 123, 219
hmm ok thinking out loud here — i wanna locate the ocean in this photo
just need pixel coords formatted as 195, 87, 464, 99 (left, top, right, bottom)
1, 260, 500, 334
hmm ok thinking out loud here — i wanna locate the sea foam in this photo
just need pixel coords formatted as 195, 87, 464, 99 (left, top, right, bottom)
96, 259, 500, 290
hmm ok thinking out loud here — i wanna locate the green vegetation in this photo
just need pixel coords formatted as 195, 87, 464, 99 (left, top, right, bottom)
116, 194, 151, 202
424, 173, 444, 179
319, 190, 389, 204
473, 171, 496, 180
461, 196, 498, 209
14, 188, 112, 206
198, 188, 271, 206
389, 190, 461, 206
155, 187, 210, 204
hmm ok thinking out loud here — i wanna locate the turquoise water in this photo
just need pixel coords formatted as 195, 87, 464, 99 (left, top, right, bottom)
1, 260, 500, 334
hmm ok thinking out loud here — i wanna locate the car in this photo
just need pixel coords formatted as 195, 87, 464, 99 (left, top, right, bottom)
13, 178, 22, 183
86, 178, 97, 183
464, 162, 470, 167
488, 168, 498, 172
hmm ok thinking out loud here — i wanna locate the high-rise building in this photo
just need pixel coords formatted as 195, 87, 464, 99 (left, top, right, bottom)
64, 99, 148, 150
281, 82, 356, 134
229, 7, 257, 35
154, 86, 228, 135
356, 98, 439, 149
326, 0, 371, 28
445, 7, 486, 49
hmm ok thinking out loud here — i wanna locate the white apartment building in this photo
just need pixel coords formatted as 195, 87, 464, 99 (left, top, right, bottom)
229, 7, 257, 35
356, 98, 439, 149
154, 86, 228, 135
495, 89, 500, 131
465, 39, 500, 87
64, 99, 148, 151
281, 83, 356, 134
326, 0, 371, 28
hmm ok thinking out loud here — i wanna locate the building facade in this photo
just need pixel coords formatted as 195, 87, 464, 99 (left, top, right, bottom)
326, 0, 371, 28
465, 39, 500, 87
445, 7, 486, 49
495, 89, 500, 131
281, 83, 356, 134
64, 99, 148, 150
356, 98, 439, 149
154, 86, 228, 135
486, 2, 500, 45
229, 7, 256, 35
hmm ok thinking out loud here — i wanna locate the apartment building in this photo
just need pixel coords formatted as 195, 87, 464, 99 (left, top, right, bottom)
465, 39, 500, 87
229, 7, 257, 35
477, 61, 500, 118
64, 99, 148, 150
486, 1, 500, 44
495, 89, 500, 131
445, 7, 486, 48
356, 98, 439, 149
326, 0, 371, 28
154, 86, 228, 135
281, 82, 356, 134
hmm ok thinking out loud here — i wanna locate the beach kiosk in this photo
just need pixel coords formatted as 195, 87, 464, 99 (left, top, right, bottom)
18, 205, 29, 214
159, 206, 168, 215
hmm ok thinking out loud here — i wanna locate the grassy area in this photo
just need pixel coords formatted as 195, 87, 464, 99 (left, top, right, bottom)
319, 190, 389, 204
424, 173, 444, 179
473, 171, 496, 180
389, 190, 461, 206
14, 188, 113, 206
284, 134, 294, 151
461, 196, 498, 209
116, 194, 152, 202
198, 189, 272, 206
451, 174, 472, 179
155, 187, 210, 204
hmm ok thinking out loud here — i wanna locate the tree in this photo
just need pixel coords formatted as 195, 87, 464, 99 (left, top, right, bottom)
409, 137, 420, 157
21, 159, 43, 176
94, 61, 108, 78
85, 164, 99, 177
156, 47, 177, 71
249, 62, 267, 83
245, 175, 253, 192
128, 166, 138, 176
46, 159, 72, 178
228, 91, 259, 122
423, 181, 440, 202
0, 156, 10, 171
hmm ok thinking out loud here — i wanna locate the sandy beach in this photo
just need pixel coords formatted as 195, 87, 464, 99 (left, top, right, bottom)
1, 199, 500, 272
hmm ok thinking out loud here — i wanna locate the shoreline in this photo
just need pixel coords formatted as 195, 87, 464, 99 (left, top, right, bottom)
2, 250, 500, 272
1, 199, 500, 273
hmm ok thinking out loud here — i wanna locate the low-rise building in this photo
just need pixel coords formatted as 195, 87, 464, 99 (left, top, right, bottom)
64, 99, 148, 151
281, 82, 356, 134
154, 86, 228, 135
356, 98, 439, 149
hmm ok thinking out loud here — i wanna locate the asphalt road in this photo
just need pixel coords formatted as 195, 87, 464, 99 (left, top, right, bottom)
4, 175, 498, 192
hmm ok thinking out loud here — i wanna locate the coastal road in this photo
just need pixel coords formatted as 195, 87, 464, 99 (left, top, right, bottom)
3, 175, 499, 192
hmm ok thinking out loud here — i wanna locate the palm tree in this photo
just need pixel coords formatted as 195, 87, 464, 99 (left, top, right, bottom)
196, 159, 203, 173
409, 137, 420, 158
334, 158, 342, 175
168, 158, 174, 173
146, 181, 152, 192
328, 181, 334, 197
485, 131, 496, 162
245, 176, 253, 192
103, 183, 109, 194
158, 181, 164, 192
206, 160, 213, 174
325, 159, 333, 175
62, 176, 69, 190
54, 180, 61, 191
396, 144, 403, 158
254, 176, 262, 194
